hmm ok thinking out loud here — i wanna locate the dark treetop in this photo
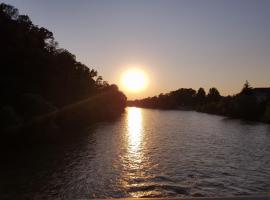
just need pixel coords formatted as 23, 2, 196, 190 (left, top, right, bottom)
0, 3, 127, 143
128, 81, 270, 123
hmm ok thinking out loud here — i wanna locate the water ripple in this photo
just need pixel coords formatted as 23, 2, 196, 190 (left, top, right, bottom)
1, 108, 270, 199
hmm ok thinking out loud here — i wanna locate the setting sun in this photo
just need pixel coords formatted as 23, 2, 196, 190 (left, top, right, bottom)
121, 69, 148, 92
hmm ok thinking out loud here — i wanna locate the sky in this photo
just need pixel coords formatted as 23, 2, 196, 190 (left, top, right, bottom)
4, 0, 270, 99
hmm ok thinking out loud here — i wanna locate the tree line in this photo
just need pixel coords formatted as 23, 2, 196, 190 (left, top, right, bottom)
0, 3, 126, 142
128, 81, 270, 123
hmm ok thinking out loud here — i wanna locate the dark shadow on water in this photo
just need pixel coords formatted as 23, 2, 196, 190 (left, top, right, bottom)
221, 117, 270, 127
0, 127, 97, 199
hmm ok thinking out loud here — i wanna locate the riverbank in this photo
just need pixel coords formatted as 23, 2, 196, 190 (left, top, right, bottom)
1, 89, 126, 146
128, 85, 270, 124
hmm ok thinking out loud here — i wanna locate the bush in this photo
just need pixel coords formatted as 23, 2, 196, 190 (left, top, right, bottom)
264, 103, 270, 123
0, 105, 22, 131
18, 93, 57, 120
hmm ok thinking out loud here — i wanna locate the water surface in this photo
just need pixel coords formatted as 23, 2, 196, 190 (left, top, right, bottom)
1, 107, 270, 199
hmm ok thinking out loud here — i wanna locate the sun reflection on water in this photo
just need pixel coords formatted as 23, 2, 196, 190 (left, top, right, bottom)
123, 107, 157, 197
127, 107, 143, 156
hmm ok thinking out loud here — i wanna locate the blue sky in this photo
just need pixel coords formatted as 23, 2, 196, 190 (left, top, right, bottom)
4, 0, 270, 99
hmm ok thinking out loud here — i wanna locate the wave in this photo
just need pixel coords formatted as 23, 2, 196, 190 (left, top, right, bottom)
127, 183, 189, 196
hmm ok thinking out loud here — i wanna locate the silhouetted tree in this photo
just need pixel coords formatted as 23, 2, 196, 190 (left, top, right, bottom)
128, 83, 270, 123
264, 102, 270, 123
196, 88, 206, 102
207, 88, 221, 102
240, 80, 253, 95
0, 3, 127, 138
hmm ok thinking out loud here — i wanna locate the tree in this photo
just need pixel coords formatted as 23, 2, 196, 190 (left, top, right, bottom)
240, 80, 252, 95
0, 3, 127, 134
207, 87, 221, 102
170, 88, 196, 106
0, 3, 18, 19
264, 102, 270, 123
196, 88, 206, 103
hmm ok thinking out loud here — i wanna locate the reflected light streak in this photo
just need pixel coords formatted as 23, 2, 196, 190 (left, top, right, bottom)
124, 107, 154, 197
127, 107, 143, 156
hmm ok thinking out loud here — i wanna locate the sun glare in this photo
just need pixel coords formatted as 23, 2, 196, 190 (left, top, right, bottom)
121, 69, 148, 92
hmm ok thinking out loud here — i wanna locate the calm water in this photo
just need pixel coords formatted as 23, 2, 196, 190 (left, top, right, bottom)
1, 107, 270, 199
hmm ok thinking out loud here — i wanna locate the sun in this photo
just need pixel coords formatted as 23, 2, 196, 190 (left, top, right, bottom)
121, 69, 148, 92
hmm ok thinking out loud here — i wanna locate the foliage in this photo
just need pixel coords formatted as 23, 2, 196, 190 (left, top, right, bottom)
129, 82, 270, 123
0, 3, 126, 139
240, 80, 253, 95
0, 105, 22, 131
264, 103, 270, 123
207, 87, 221, 102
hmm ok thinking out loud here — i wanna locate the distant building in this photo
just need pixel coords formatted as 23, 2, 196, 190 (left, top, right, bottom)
253, 88, 270, 103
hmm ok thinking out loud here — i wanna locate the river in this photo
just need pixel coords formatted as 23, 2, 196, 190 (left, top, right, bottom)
1, 107, 270, 199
